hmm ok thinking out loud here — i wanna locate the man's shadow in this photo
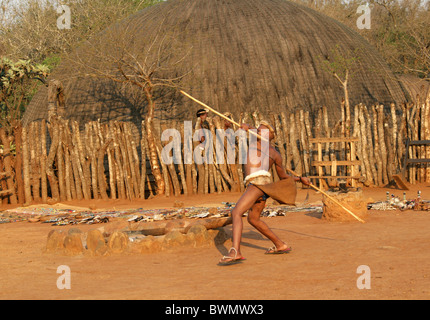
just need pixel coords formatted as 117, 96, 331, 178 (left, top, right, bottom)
214, 221, 346, 256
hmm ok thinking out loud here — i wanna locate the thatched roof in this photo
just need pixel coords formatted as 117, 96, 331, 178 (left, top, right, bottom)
23, 0, 409, 128
399, 75, 430, 103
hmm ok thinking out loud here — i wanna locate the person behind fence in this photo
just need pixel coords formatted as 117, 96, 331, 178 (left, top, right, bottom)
218, 120, 310, 265
196, 108, 210, 144
223, 112, 234, 130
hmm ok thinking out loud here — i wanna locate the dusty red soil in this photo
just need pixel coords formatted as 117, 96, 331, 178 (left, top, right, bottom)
0, 183, 429, 300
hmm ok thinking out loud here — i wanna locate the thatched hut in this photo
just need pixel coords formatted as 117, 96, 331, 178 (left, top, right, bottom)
23, 0, 409, 131
399, 75, 430, 103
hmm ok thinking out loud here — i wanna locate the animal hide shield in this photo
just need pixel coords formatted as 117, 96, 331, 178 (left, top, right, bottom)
254, 176, 297, 206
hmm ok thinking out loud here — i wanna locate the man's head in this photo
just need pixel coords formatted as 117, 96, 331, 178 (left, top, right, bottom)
223, 112, 233, 129
196, 108, 208, 121
258, 120, 275, 141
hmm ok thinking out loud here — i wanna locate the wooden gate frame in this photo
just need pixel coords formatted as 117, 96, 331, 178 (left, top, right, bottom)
308, 137, 362, 190
402, 139, 430, 177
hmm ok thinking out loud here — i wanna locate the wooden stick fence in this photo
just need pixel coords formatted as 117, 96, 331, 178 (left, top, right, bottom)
0, 97, 429, 205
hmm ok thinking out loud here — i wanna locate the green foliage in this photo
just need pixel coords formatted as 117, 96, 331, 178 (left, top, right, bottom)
1, 58, 48, 88
42, 55, 61, 72
0, 57, 49, 132
319, 44, 361, 81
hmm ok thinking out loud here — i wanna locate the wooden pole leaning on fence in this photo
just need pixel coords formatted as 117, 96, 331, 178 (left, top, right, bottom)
180, 90, 365, 224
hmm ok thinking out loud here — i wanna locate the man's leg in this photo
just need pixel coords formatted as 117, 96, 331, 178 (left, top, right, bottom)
219, 185, 264, 263
247, 198, 290, 252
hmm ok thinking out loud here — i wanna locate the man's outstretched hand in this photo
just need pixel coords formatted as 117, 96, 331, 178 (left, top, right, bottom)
298, 176, 311, 186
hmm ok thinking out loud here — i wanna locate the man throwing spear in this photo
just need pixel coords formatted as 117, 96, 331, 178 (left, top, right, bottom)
179, 91, 364, 263
219, 120, 310, 265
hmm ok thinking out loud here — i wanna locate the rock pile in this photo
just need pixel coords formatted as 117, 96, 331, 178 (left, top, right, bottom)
44, 219, 230, 257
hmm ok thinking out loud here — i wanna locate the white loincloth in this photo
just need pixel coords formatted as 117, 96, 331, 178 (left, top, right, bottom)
244, 170, 272, 186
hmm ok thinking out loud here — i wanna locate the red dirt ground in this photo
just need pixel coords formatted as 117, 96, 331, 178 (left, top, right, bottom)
0, 183, 429, 300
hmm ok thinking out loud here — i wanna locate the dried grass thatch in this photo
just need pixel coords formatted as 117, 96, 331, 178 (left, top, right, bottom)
23, 0, 409, 131
399, 75, 430, 103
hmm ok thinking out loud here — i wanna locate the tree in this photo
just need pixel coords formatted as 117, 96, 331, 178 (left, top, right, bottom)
73, 19, 192, 196
0, 58, 48, 132
0, 0, 164, 122
367, 0, 430, 80
291, 0, 430, 81
0, 0, 163, 64
320, 44, 361, 136
0, 58, 48, 204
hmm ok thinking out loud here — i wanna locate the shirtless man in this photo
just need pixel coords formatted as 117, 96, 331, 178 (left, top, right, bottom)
219, 121, 310, 265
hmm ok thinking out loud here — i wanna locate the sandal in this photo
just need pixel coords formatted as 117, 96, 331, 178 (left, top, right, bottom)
218, 247, 246, 265
265, 245, 292, 255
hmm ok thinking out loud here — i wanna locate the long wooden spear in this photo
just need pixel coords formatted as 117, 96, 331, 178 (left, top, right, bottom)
180, 90, 268, 142
180, 90, 365, 223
